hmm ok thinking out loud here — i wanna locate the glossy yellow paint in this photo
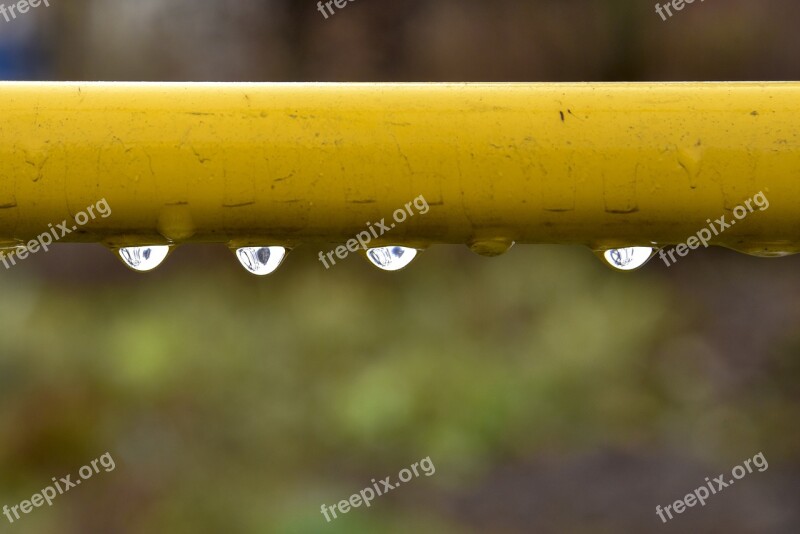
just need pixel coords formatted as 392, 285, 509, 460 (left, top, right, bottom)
1, 82, 799, 256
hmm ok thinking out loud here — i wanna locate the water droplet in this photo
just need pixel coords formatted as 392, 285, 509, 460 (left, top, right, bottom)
235, 246, 287, 276
117, 246, 170, 272
467, 238, 515, 257
366, 246, 417, 271
601, 247, 655, 271
157, 204, 195, 241
677, 141, 704, 189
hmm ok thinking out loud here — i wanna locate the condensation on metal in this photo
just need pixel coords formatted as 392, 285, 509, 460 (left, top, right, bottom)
0, 82, 798, 257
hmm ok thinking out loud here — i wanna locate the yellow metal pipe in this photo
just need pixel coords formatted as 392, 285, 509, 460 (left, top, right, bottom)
1, 82, 799, 256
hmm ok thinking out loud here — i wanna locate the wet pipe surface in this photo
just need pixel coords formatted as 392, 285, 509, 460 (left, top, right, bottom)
0, 82, 799, 274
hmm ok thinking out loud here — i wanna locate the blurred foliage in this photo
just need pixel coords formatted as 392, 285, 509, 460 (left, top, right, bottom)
1, 245, 799, 532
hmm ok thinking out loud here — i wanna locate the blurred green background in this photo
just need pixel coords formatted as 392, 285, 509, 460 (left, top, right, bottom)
1, 1, 800, 533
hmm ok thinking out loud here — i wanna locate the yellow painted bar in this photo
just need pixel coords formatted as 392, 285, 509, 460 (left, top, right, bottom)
1, 82, 799, 256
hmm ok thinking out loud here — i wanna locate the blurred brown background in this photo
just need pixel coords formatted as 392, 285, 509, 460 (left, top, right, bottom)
1, 1, 799, 532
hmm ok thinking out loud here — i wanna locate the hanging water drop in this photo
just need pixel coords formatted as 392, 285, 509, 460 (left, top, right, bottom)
601, 247, 655, 271
467, 238, 515, 257
366, 246, 418, 271
235, 246, 287, 276
117, 245, 170, 272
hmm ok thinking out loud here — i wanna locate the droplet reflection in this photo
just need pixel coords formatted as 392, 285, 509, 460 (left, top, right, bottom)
602, 247, 655, 271
118, 246, 170, 272
235, 246, 287, 276
366, 246, 418, 271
